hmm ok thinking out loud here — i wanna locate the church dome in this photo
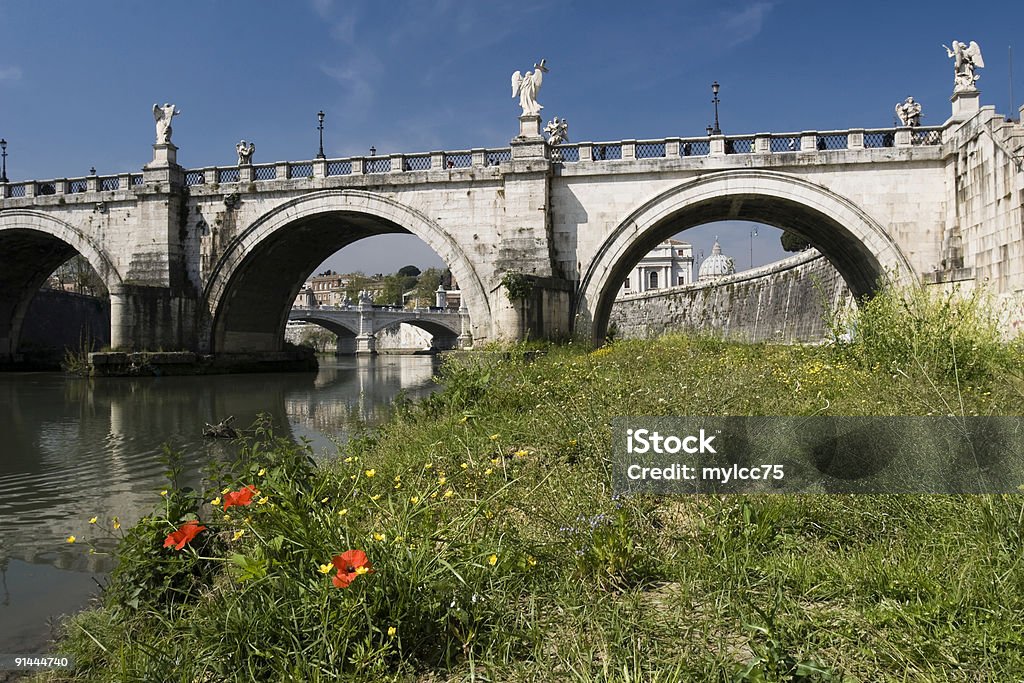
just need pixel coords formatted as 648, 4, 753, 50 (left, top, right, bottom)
698, 239, 735, 280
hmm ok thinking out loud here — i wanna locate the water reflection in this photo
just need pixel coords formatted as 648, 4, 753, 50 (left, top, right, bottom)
0, 355, 442, 651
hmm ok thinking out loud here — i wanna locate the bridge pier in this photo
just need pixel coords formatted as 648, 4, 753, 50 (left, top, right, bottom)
335, 335, 357, 355
355, 333, 377, 355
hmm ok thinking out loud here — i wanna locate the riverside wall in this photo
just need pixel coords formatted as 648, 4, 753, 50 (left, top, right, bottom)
608, 250, 852, 343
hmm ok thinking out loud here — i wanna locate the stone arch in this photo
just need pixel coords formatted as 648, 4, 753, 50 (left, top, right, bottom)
203, 190, 489, 353
370, 317, 461, 337
575, 169, 915, 343
0, 210, 122, 360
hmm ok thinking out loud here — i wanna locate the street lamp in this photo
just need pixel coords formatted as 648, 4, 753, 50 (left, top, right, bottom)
706, 125, 714, 137
316, 110, 325, 159
369, 146, 376, 156
749, 226, 758, 269
0, 139, 7, 182
89, 166, 96, 176
711, 81, 721, 135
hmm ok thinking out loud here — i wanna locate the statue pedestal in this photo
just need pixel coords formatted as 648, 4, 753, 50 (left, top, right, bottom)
517, 114, 542, 138
147, 142, 178, 168
512, 115, 546, 159
949, 90, 980, 122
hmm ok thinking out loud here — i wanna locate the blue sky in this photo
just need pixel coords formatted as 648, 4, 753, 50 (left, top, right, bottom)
1, 0, 1021, 275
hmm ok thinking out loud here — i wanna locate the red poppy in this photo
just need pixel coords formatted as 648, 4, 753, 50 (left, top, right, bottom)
223, 485, 258, 510
163, 520, 207, 551
330, 549, 373, 588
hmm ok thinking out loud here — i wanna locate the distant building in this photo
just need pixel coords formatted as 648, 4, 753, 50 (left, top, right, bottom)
617, 239, 694, 297
308, 271, 351, 306
697, 239, 735, 281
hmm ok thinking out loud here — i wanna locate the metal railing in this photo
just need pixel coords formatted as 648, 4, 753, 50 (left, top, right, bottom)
0, 125, 950, 200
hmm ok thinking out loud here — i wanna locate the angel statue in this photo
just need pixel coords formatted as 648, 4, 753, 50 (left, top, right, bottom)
544, 116, 569, 145
511, 59, 548, 117
944, 41, 985, 92
236, 140, 256, 165
895, 97, 922, 127
152, 103, 181, 144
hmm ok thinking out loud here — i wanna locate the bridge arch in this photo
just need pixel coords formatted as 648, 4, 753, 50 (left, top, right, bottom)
575, 169, 915, 343
0, 210, 122, 360
204, 190, 489, 353
371, 317, 461, 337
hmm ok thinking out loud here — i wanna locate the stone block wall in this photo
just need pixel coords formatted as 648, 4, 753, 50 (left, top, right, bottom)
608, 250, 851, 343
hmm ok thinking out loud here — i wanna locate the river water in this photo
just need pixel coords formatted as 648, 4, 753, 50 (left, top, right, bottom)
0, 355, 443, 655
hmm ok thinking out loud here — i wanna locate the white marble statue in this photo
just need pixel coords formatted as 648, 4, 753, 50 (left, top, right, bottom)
236, 140, 255, 165
895, 97, 922, 127
511, 59, 548, 117
944, 41, 985, 92
544, 116, 569, 145
152, 103, 181, 144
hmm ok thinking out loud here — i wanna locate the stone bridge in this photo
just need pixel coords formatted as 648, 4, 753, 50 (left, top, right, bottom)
288, 303, 470, 354
1, 92, 1022, 366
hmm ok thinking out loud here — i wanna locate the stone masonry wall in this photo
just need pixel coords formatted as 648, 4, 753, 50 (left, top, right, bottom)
608, 250, 851, 342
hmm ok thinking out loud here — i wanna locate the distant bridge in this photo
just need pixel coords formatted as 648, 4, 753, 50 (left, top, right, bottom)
0, 91, 1022, 366
288, 304, 470, 354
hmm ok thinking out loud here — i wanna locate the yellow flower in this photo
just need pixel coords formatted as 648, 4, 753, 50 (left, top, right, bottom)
88, 516, 98, 524
527, 556, 537, 567
460, 463, 468, 470
459, 415, 468, 424
257, 468, 266, 476
387, 626, 397, 637
233, 530, 245, 541
410, 496, 419, 504
489, 433, 500, 440
430, 492, 438, 498
488, 554, 498, 566
318, 563, 332, 574
355, 566, 370, 575
393, 475, 401, 482
423, 462, 433, 470
484, 468, 493, 476
365, 469, 376, 478
438, 476, 447, 485
160, 489, 168, 497
374, 533, 386, 541
223, 514, 231, 521
222, 487, 231, 495
569, 439, 577, 447
320, 497, 329, 503
393, 483, 402, 490
443, 489, 454, 499
350, 475, 356, 480
112, 517, 121, 530
515, 449, 528, 458
258, 497, 269, 505
66, 535, 76, 543
338, 508, 348, 516
344, 456, 354, 463
211, 496, 222, 507
491, 458, 500, 465
370, 494, 381, 501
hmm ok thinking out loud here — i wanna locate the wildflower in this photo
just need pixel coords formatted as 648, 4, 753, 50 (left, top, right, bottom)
331, 549, 373, 588
488, 554, 498, 566
443, 489, 454, 499
232, 530, 245, 541
393, 483, 401, 490
163, 521, 206, 551
338, 508, 348, 516
160, 489, 168, 497
257, 497, 269, 505
459, 415, 468, 424
374, 532, 386, 541
223, 485, 258, 510
484, 468, 493, 476
257, 468, 266, 476
424, 463, 433, 470
569, 439, 577, 447
491, 458, 500, 465
222, 487, 231, 495
112, 517, 121, 530
371, 494, 381, 501
527, 556, 537, 567
460, 463, 468, 470
489, 433, 499, 440
210, 496, 222, 507
223, 514, 231, 521
365, 469, 376, 478
88, 516, 98, 524
393, 475, 401, 482
318, 563, 333, 574
387, 626, 397, 638
410, 496, 419, 504
66, 535, 76, 543
321, 497, 329, 503
515, 449, 528, 458
438, 476, 447, 485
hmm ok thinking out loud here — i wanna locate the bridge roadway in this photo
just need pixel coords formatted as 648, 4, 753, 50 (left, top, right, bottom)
0, 95, 1022, 365
288, 304, 470, 354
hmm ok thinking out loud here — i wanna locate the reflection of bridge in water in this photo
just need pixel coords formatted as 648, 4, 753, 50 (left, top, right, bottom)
289, 304, 470, 354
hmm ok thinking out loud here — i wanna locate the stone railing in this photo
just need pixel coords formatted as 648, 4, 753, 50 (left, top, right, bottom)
551, 125, 945, 163
0, 124, 947, 197
1, 172, 143, 198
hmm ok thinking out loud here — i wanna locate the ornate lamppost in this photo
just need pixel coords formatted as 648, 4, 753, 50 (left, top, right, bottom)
0, 139, 8, 182
316, 110, 325, 159
711, 81, 721, 135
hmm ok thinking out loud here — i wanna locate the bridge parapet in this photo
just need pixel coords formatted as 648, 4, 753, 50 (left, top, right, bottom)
289, 304, 470, 355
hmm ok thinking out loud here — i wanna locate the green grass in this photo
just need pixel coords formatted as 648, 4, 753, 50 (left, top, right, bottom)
38, 285, 1024, 682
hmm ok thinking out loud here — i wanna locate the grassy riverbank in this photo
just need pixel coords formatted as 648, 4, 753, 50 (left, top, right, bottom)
40, 287, 1024, 681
